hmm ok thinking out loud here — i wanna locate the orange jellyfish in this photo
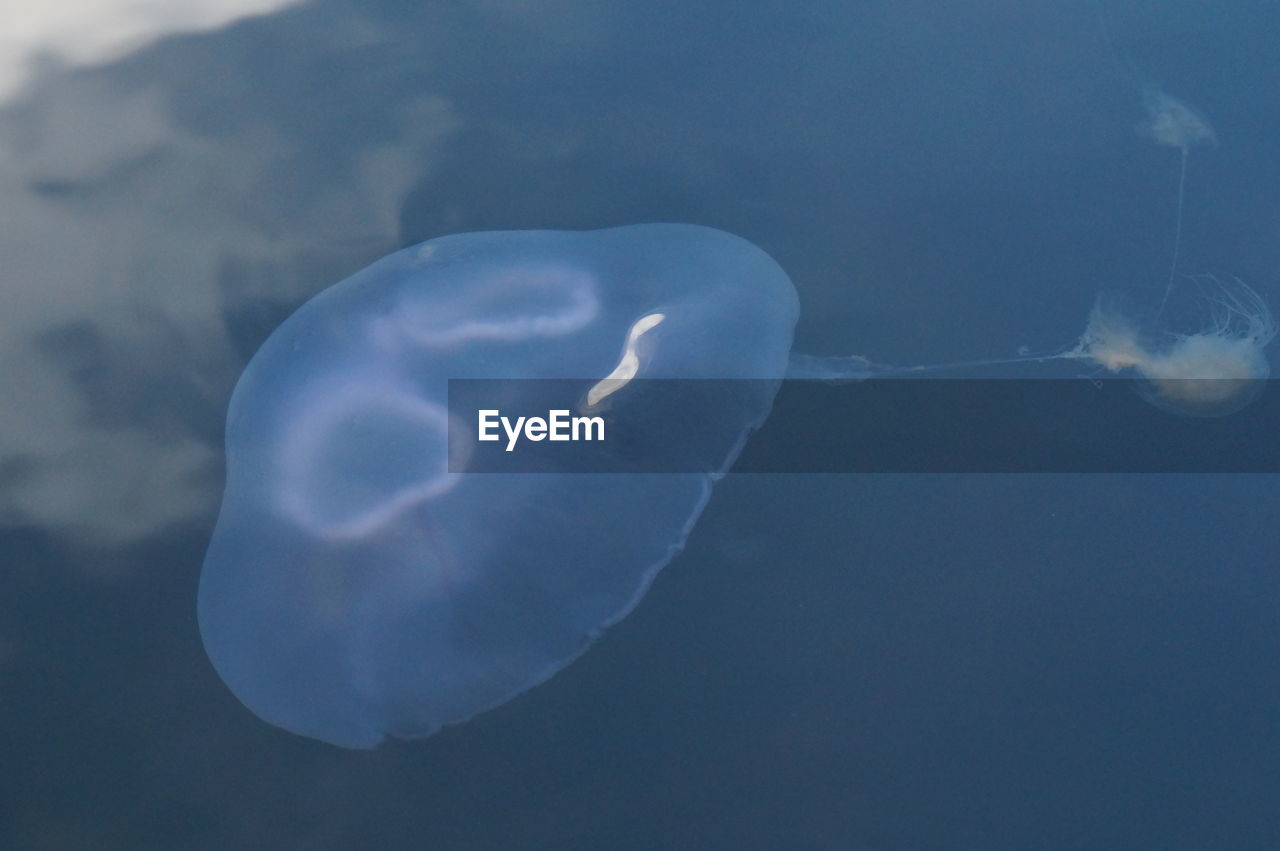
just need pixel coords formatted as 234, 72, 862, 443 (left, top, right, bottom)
1063, 276, 1275, 416
790, 277, 1275, 418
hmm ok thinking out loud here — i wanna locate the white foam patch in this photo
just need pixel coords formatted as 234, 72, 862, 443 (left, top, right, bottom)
0, 72, 461, 553
0, 0, 305, 103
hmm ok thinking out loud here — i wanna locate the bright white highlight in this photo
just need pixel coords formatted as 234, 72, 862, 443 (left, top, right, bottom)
585, 312, 665, 407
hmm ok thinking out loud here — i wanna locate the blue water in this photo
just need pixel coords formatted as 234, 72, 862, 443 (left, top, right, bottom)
3, 1, 1280, 848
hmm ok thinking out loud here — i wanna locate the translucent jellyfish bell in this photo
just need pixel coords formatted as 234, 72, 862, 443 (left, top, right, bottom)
1140, 85, 1218, 151
198, 224, 798, 748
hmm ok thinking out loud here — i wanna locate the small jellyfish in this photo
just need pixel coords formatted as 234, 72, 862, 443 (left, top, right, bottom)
1138, 86, 1218, 314
1066, 276, 1276, 416
799, 275, 1276, 418
1140, 85, 1218, 151
1096, 15, 1220, 311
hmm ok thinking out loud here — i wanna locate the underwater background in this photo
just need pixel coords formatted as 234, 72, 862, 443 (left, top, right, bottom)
3, 1, 1280, 847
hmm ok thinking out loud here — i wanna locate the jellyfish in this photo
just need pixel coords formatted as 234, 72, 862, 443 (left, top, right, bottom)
1138, 86, 1218, 315
1096, 13, 1219, 314
1141, 86, 1217, 151
795, 274, 1275, 418
199, 224, 799, 748
1066, 276, 1276, 416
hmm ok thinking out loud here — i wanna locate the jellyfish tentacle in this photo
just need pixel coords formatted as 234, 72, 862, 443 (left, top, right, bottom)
1157, 145, 1189, 318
